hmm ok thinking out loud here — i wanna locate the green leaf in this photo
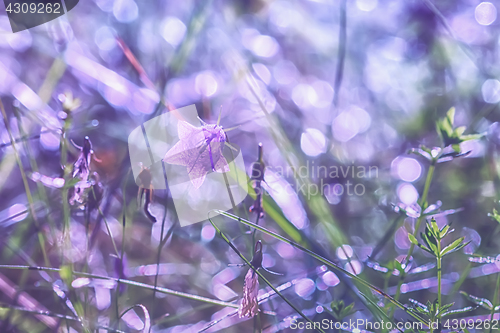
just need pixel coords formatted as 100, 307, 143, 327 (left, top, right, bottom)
415, 242, 434, 255
455, 126, 466, 136
437, 302, 454, 316
441, 237, 467, 256
408, 233, 419, 245
409, 298, 429, 314
460, 291, 493, 310
488, 208, 500, 224
329, 300, 356, 321
435, 107, 483, 149
421, 230, 438, 255
392, 259, 403, 274
437, 107, 455, 139
343, 302, 354, 314
439, 225, 450, 238
430, 219, 440, 239
441, 306, 477, 317
460, 133, 484, 141
446, 107, 456, 127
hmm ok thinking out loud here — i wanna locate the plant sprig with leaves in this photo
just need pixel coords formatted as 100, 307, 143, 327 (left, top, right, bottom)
408, 218, 471, 331
390, 107, 483, 322
410, 107, 483, 165
436, 107, 483, 153
325, 300, 357, 333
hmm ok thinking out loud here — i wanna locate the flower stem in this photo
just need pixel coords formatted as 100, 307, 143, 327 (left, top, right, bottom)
437, 252, 442, 310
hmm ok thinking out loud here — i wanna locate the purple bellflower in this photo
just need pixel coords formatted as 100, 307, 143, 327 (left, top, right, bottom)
163, 120, 230, 189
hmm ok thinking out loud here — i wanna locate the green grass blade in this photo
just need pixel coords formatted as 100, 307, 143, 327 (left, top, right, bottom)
215, 210, 429, 326
208, 217, 326, 333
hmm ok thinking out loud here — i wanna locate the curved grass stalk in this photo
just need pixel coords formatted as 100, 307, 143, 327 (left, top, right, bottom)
214, 210, 429, 327
118, 304, 150, 333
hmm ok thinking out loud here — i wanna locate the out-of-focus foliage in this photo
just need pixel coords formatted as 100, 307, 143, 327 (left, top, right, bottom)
0, 0, 500, 332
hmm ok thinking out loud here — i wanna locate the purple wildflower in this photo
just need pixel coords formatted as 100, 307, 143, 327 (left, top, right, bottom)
163, 120, 229, 189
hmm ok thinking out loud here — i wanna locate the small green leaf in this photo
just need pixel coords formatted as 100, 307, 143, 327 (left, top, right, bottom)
455, 126, 466, 136
436, 107, 455, 139
430, 219, 440, 239
329, 300, 356, 321
437, 302, 454, 316
460, 291, 493, 310
435, 106, 482, 149
415, 242, 434, 255
408, 233, 418, 245
421, 230, 438, 255
343, 302, 354, 313
460, 133, 484, 141
446, 107, 456, 127
340, 302, 356, 318
488, 208, 500, 224
439, 225, 450, 238
441, 306, 477, 317
441, 237, 467, 256
393, 259, 403, 274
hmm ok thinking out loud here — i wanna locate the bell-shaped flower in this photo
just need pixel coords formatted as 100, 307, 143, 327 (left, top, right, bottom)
163, 120, 230, 189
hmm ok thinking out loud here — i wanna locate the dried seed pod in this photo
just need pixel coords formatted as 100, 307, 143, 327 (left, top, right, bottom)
238, 240, 262, 318
69, 136, 100, 209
